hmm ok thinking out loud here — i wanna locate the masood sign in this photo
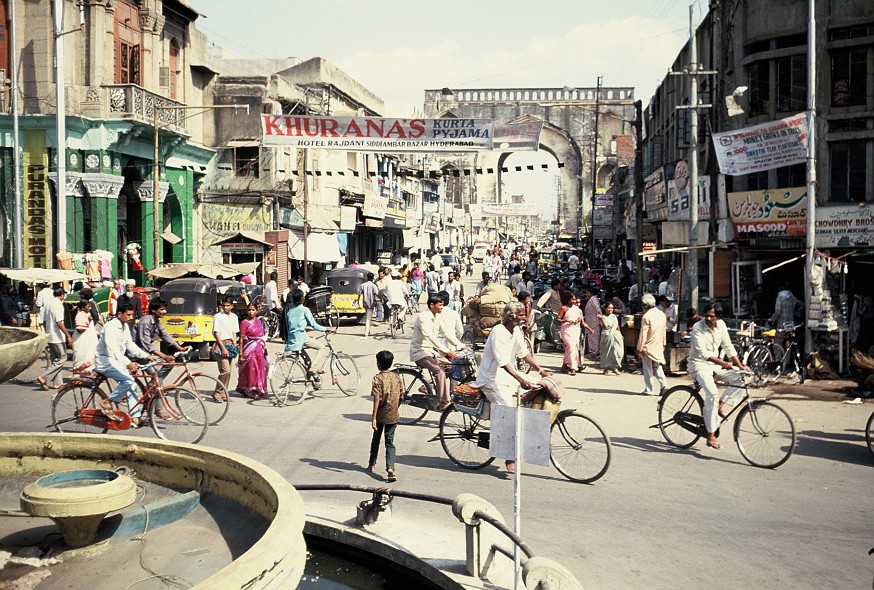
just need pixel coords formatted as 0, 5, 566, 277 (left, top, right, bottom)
261, 115, 494, 151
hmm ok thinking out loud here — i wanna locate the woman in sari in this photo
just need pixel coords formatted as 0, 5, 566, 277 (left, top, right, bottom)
559, 295, 594, 375
72, 300, 98, 375
237, 304, 269, 399
598, 301, 624, 375
583, 287, 602, 358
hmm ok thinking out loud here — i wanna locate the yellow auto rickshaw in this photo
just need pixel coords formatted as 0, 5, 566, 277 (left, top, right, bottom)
327, 267, 369, 320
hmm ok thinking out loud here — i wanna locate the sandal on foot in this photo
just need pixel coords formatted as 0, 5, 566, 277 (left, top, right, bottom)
213, 391, 228, 402
98, 401, 122, 421
386, 469, 397, 483
706, 439, 722, 450
436, 401, 452, 412
37, 377, 50, 391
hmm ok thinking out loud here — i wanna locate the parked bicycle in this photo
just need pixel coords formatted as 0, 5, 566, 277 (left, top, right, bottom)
51, 361, 208, 444
268, 332, 360, 406
388, 303, 406, 338
394, 351, 477, 425
438, 392, 612, 483
153, 349, 230, 425
654, 372, 796, 468
745, 322, 806, 386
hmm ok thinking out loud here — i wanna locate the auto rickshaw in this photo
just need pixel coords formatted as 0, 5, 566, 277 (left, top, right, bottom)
327, 267, 369, 320
63, 286, 114, 327
537, 247, 556, 273
159, 278, 251, 358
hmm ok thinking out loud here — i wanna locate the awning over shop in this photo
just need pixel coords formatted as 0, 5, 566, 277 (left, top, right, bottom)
147, 262, 261, 280
287, 229, 341, 263
210, 231, 272, 247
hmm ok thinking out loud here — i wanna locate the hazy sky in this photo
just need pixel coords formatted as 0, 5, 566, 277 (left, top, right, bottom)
189, 0, 702, 217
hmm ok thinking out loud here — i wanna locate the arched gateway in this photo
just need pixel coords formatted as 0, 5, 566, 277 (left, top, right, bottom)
423, 87, 636, 243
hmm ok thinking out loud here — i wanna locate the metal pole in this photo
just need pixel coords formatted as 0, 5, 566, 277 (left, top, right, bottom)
53, 0, 67, 256
590, 76, 602, 264
804, 0, 816, 356
10, 0, 23, 267
303, 148, 309, 284
153, 105, 161, 272
687, 4, 699, 312
633, 100, 645, 301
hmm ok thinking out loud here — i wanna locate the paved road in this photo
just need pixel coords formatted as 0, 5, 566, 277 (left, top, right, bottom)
2, 269, 872, 589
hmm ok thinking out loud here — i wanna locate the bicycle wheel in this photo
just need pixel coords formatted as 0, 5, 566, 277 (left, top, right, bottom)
395, 367, 430, 425
461, 326, 477, 350
16, 347, 51, 385
658, 385, 704, 448
330, 352, 361, 396
327, 305, 341, 328
183, 373, 230, 425
866, 410, 874, 456
550, 412, 612, 483
389, 308, 398, 339
52, 383, 111, 434
439, 407, 495, 469
260, 310, 279, 340
790, 347, 805, 384
269, 356, 308, 406
150, 387, 208, 444
734, 401, 795, 468
745, 344, 780, 386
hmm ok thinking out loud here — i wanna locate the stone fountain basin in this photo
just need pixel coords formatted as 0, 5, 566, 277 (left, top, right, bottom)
0, 433, 306, 589
0, 328, 48, 383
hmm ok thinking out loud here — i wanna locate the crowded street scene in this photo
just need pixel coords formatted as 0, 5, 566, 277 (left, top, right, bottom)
0, 1, 872, 589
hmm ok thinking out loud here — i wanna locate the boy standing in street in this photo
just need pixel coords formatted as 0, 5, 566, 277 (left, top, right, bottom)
368, 350, 403, 483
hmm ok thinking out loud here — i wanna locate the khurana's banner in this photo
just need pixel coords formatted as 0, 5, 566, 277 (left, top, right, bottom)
482, 203, 538, 217
712, 112, 809, 176
261, 115, 495, 151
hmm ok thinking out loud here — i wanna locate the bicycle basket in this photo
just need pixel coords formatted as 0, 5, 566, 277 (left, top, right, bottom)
449, 352, 477, 382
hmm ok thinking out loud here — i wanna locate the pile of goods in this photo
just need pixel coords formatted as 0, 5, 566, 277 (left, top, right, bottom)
461, 283, 512, 338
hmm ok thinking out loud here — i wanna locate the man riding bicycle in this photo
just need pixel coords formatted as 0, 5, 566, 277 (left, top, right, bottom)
285, 289, 337, 388
410, 293, 468, 411
688, 303, 749, 450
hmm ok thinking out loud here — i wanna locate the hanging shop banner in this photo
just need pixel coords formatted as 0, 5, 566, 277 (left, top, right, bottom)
643, 171, 668, 222
492, 121, 544, 151
712, 112, 809, 176
482, 203, 537, 217
23, 130, 52, 268
340, 206, 358, 231
261, 114, 494, 151
664, 160, 716, 221
815, 203, 874, 247
727, 187, 807, 238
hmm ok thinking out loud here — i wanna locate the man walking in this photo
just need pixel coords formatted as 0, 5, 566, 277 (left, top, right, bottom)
357, 272, 379, 338
213, 296, 240, 395
37, 287, 73, 390
636, 293, 668, 396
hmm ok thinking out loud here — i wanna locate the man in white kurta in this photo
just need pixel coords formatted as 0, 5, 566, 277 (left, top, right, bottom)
688, 304, 749, 449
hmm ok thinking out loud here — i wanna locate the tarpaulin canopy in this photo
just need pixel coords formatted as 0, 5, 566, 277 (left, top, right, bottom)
287, 229, 341, 263
0, 268, 87, 283
147, 262, 260, 280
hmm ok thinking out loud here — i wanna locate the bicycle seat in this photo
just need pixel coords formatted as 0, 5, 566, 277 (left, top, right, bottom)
762, 329, 777, 337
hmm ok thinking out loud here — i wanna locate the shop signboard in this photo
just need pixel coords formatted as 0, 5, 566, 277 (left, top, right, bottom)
727, 187, 807, 238
201, 202, 271, 262
643, 172, 668, 222
363, 192, 388, 219
425, 214, 440, 233
815, 203, 874, 247
340, 206, 358, 231
712, 112, 809, 176
664, 160, 716, 221
405, 205, 419, 227
261, 114, 495, 152
377, 250, 393, 265
482, 203, 537, 217
23, 131, 51, 268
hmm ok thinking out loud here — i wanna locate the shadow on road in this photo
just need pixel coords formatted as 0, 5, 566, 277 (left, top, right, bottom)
793, 429, 872, 466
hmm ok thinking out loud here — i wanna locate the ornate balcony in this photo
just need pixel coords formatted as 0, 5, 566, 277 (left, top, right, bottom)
80, 84, 186, 132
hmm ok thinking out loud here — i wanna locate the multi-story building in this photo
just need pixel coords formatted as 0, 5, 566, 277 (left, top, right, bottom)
1, 0, 214, 280
639, 0, 873, 363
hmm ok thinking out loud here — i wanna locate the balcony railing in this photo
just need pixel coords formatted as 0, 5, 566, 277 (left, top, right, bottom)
81, 84, 186, 132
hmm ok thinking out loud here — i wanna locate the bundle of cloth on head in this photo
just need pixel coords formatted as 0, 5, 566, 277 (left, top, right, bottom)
461, 282, 513, 338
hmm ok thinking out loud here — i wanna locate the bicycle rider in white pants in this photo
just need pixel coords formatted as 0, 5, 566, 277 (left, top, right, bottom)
687, 303, 749, 450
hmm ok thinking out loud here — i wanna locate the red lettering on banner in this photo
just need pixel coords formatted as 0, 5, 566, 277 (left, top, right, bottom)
409, 120, 425, 138
365, 119, 385, 137
262, 116, 285, 136
386, 120, 407, 139
343, 119, 364, 137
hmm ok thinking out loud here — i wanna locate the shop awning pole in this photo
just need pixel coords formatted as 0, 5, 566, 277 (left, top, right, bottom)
762, 253, 805, 274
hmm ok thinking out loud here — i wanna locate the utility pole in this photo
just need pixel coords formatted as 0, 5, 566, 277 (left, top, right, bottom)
589, 76, 602, 263
633, 100, 645, 299
804, 0, 817, 355
672, 6, 716, 311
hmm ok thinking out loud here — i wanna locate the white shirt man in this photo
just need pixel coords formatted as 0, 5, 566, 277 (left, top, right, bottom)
264, 275, 281, 309
295, 277, 310, 296
386, 277, 409, 313
35, 285, 54, 324
95, 304, 154, 421
568, 253, 580, 271
430, 252, 444, 272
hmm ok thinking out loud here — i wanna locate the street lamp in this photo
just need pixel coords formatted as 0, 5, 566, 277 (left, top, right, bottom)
151, 103, 247, 271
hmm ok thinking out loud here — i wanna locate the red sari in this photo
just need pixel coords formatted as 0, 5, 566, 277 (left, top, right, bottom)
238, 317, 268, 398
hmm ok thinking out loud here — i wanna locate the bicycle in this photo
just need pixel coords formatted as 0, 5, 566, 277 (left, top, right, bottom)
866, 409, 874, 456
153, 349, 230, 425
393, 351, 477, 425
438, 392, 612, 483
51, 361, 208, 444
268, 332, 361, 406
744, 322, 806, 387
388, 303, 406, 338
258, 306, 283, 340
654, 372, 796, 468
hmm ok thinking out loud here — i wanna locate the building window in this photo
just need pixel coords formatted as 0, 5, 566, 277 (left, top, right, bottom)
235, 146, 259, 178
169, 38, 180, 100
114, 1, 142, 85
748, 61, 770, 117
775, 163, 806, 188
829, 140, 867, 202
746, 171, 769, 191
776, 55, 806, 112
831, 47, 868, 107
